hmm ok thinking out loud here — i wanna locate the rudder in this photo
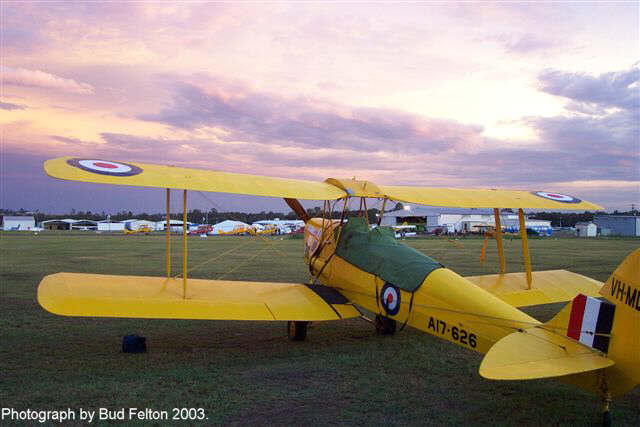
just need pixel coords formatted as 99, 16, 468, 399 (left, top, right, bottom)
544, 248, 639, 396
599, 248, 640, 386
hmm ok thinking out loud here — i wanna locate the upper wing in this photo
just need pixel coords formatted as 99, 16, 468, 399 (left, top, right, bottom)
38, 273, 359, 321
380, 185, 602, 210
45, 157, 602, 209
44, 157, 346, 200
465, 270, 603, 307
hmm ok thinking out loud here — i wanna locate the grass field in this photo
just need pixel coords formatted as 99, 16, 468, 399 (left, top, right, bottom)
1, 232, 638, 425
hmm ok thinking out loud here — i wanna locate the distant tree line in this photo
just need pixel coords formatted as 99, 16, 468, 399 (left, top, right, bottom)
528, 210, 638, 227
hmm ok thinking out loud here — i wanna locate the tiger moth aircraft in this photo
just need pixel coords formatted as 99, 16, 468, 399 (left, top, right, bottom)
39, 157, 639, 423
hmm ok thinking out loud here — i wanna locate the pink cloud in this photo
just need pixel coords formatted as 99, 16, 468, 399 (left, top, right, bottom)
1, 66, 94, 94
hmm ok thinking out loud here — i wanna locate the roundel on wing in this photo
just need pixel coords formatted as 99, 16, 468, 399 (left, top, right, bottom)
67, 158, 143, 177
532, 191, 581, 204
380, 282, 401, 316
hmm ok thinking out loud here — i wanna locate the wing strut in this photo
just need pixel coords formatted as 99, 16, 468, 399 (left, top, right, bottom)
284, 198, 310, 222
164, 188, 189, 297
377, 198, 388, 226
518, 208, 532, 288
493, 208, 506, 274
183, 190, 188, 298
166, 188, 171, 278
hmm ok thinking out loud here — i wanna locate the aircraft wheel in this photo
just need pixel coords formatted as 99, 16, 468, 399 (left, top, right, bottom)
287, 321, 308, 341
374, 315, 396, 335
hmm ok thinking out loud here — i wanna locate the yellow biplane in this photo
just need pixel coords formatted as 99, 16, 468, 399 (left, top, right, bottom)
123, 225, 153, 235
38, 157, 638, 424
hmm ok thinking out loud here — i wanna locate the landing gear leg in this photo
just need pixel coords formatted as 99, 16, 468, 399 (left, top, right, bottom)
287, 321, 308, 341
599, 372, 612, 427
374, 315, 396, 335
600, 391, 612, 427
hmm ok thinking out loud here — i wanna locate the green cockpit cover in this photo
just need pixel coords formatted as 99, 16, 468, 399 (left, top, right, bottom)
335, 217, 442, 292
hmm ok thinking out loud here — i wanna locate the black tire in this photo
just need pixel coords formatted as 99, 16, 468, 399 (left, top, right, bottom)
374, 315, 397, 335
287, 321, 308, 341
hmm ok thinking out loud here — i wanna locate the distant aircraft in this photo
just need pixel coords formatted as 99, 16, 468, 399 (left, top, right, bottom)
123, 225, 152, 235
247, 224, 278, 236
189, 225, 212, 235
392, 223, 417, 239
38, 157, 638, 425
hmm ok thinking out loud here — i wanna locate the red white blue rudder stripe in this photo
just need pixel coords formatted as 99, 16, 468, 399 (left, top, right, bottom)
567, 294, 615, 353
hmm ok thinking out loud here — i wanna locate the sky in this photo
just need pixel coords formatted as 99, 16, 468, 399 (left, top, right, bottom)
1, 1, 638, 214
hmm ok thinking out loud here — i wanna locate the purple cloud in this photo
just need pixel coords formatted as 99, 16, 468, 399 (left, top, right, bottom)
93, 69, 636, 191
0, 101, 25, 110
140, 81, 482, 155
92, 129, 635, 188
525, 65, 639, 172
538, 65, 639, 112
4, 65, 637, 212
525, 112, 637, 153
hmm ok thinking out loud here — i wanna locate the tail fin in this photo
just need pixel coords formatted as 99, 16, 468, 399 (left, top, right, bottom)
481, 249, 639, 397
599, 248, 640, 385
546, 248, 640, 396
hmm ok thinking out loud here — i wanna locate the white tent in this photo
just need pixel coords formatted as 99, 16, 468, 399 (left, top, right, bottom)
211, 220, 250, 235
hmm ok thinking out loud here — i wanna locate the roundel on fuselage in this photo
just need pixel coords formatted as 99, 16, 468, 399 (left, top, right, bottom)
381, 282, 401, 316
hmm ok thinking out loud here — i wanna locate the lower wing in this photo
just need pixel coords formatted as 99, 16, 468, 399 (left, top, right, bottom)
38, 273, 359, 321
465, 270, 603, 307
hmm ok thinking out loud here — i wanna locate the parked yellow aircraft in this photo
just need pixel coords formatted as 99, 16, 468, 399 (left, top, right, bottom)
248, 225, 278, 236
215, 225, 250, 235
123, 225, 153, 235
38, 157, 638, 424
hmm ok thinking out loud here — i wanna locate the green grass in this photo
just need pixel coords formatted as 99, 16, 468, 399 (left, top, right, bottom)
1, 232, 638, 425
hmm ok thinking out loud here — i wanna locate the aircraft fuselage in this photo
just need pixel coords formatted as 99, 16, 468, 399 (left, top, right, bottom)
303, 218, 539, 354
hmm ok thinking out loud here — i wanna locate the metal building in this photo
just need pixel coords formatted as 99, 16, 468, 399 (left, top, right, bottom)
380, 206, 495, 232
155, 219, 195, 233
594, 215, 640, 237
41, 219, 97, 230
97, 220, 125, 232
380, 207, 551, 235
576, 222, 597, 237
2, 216, 35, 231
41, 219, 75, 230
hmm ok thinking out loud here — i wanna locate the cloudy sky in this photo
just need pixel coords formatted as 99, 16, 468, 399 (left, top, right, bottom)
1, 2, 638, 214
